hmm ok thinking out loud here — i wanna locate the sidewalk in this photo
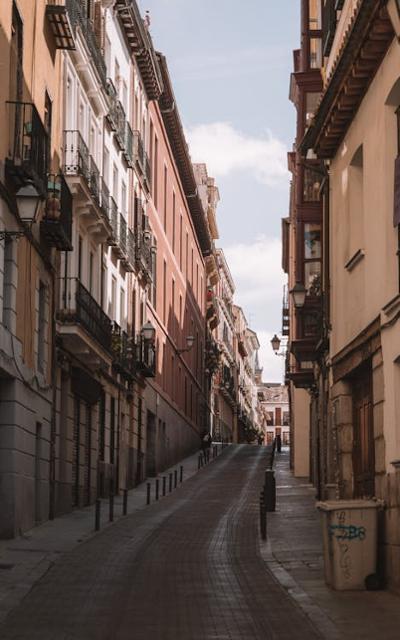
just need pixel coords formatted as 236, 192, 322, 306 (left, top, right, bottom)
263, 448, 400, 640
0, 443, 224, 624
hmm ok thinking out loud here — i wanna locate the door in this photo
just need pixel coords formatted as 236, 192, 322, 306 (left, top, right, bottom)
72, 397, 81, 507
146, 410, 157, 477
352, 364, 375, 497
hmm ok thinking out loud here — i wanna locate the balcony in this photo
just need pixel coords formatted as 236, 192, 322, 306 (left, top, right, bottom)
111, 323, 134, 378
46, 0, 75, 50
135, 335, 156, 377
135, 229, 152, 281
133, 130, 151, 191
115, 101, 127, 150
220, 366, 236, 405
114, 213, 127, 259
6, 101, 49, 196
322, 0, 337, 57
106, 78, 118, 131
40, 174, 73, 251
121, 228, 136, 272
205, 338, 221, 375
123, 122, 135, 168
57, 278, 112, 367
108, 196, 119, 246
63, 130, 111, 241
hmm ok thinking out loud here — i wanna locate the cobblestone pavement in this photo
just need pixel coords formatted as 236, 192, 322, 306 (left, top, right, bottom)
0, 445, 321, 640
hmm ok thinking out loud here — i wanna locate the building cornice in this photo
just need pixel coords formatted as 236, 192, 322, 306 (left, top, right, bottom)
301, 1, 394, 158
156, 52, 212, 256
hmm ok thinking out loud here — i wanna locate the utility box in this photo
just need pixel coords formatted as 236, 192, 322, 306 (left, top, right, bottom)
317, 499, 383, 590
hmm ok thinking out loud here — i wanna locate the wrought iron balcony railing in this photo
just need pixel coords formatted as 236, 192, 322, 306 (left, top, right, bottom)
58, 277, 112, 352
133, 130, 151, 189
41, 174, 73, 251
118, 213, 127, 256
89, 156, 100, 207
111, 322, 133, 376
106, 78, 118, 131
63, 130, 90, 183
100, 178, 110, 220
135, 334, 156, 377
6, 101, 49, 195
135, 229, 152, 276
115, 101, 126, 150
47, 1, 106, 86
108, 196, 119, 245
123, 121, 134, 168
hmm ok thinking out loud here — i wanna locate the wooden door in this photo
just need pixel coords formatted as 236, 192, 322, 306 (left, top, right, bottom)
352, 365, 375, 497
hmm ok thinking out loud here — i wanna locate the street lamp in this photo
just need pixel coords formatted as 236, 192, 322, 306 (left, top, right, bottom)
271, 334, 281, 353
177, 335, 195, 354
0, 180, 42, 241
141, 321, 156, 342
290, 282, 307, 309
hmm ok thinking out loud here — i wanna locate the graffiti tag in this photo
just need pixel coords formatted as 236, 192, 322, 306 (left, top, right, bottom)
329, 524, 366, 541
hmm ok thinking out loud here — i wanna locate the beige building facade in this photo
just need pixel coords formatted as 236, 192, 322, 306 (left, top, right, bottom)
288, 0, 400, 587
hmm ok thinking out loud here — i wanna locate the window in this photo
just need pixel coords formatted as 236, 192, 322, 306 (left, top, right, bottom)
89, 251, 94, 294
163, 260, 167, 324
2, 237, 13, 329
303, 165, 322, 201
172, 192, 176, 253
309, 0, 322, 30
113, 164, 118, 202
149, 237, 157, 309
310, 38, 322, 69
111, 276, 117, 320
306, 92, 321, 123
122, 80, 128, 113
121, 181, 127, 217
78, 236, 83, 280
179, 215, 183, 270
120, 288, 125, 326
10, 2, 23, 102
304, 223, 321, 295
171, 278, 175, 339
37, 281, 46, 373
115, 59, 120, 96
154, 135, 158, 208
163, 165, 167, 230
101, 262, 106, 310
103, 148, 109, 186
185, 232, 189, 276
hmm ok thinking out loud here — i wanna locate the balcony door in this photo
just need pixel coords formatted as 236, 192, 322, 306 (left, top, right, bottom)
352, 364, 375, 498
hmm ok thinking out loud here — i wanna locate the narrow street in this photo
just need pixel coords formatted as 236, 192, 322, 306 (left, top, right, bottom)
0, 446, 321, 640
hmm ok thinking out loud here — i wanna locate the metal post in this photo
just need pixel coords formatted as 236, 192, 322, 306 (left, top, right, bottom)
109, 477, 114, 522
123, 489, 128, 516
264, 469, 276, 512
198, 454, 201, 469
95, 498, 101, 531
169, 473, 173, 493
259, 490, 267, 540
174, 469, 177, 489
155, 478, 159, 500
146, 482, 151, 505
180, 465, 183, 483
162, 476, 166, 496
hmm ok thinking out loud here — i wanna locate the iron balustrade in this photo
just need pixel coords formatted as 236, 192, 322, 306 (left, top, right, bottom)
109, 197, 119, 242
41, 173, 73, 250
123, 122, 134, 167
89, 156, 100, 207
100, 178, 110, 220
111, 322, 133, 375
115, 101, 126, 150
6, 101, 49, 195
118, 213, 127, 256
106, 78, 118, 131
136, 335, 156, 377
126, 229, 136, 270
133, 130, 151, 187
135, 230, 152, 275
59, 277, 112, 351
63, 130, 90, 183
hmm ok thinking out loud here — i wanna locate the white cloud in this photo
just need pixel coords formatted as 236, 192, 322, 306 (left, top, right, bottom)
186, 122, 289, 187
223, 235, 286, 382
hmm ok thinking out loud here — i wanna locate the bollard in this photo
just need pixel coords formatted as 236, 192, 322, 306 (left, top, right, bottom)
180, 465, 183, 483
174, 469, 177, 489
264, 469, 276, 512
155, 478, 159, 501
95, 498, 101, 531
123, 489, 128, 516
109, 478, 114, 522
198, 454, 201, 470
162, 476, 166, 496
259, 490, 267, 540
146, 482, 151, 505
169, 473, 173, 493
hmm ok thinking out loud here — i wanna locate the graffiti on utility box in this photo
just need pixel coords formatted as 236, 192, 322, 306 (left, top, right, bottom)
329, 524, 366, 541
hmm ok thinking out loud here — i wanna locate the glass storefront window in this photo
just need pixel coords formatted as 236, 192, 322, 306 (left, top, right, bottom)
303, 167, 322, 201
304, 224, 321, 259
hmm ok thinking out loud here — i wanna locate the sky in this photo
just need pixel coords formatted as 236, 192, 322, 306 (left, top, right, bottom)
138, 0, 300, 381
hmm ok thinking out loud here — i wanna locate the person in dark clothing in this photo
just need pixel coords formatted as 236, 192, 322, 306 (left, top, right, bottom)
276, 434, 282, 453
